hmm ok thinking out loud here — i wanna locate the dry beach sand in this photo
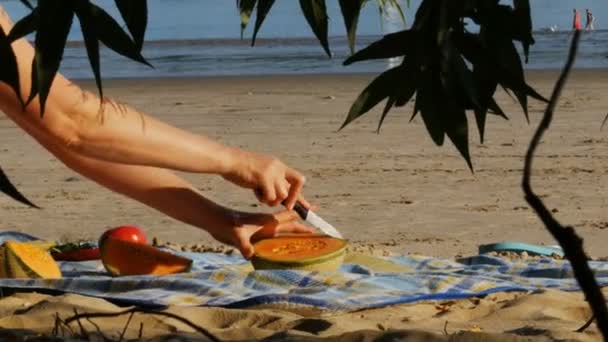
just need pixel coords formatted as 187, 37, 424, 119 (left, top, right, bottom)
1, 70, 607, 340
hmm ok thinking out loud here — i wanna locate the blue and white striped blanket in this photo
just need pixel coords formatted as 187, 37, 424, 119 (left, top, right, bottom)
1, 231, 607, 312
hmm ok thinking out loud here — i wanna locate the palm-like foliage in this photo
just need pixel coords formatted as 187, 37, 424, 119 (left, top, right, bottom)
0, 0, 538, 203
3, 2, 608, 337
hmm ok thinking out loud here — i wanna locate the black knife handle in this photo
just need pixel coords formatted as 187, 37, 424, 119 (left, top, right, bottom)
293, 201, 309, 220
281, 199, 309, 220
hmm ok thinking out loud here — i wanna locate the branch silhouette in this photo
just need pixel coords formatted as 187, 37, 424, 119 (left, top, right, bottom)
521, 29, 608, 340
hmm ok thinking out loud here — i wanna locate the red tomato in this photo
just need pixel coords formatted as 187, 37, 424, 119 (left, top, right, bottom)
100, 225, 148, 246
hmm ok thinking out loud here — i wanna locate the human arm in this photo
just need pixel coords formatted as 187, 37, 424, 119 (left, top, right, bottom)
0, 7, 306, 209
11, 116, 311, 258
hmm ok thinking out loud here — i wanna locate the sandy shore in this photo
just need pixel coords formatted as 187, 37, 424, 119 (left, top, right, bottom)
1, 70, 607, 340
1, 70, 607, 258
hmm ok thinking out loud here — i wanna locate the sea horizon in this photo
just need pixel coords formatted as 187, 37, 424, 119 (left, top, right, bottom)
2, 0, 608, 79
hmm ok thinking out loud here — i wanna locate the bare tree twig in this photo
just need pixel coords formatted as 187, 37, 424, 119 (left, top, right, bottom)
139, 322, 144, 340
73, 308, 88, 338
86, 317, 111, 341
521, 30, 608, 340
63, 307, 220, 342
119, 311, 135, 342
576, 315, 595, 333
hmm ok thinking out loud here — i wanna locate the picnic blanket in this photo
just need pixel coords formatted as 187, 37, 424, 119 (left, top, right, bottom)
1, 231, 607, 312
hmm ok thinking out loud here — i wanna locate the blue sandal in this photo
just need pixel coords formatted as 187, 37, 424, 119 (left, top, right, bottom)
479, 241, 564, 258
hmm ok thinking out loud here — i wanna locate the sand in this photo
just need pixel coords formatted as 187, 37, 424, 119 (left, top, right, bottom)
1, 70, 607, 340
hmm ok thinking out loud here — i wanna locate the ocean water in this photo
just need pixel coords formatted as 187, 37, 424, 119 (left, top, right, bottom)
2, 0, 608, 79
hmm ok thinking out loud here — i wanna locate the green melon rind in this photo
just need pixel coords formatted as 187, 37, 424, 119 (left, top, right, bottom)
251, 242, 347, 271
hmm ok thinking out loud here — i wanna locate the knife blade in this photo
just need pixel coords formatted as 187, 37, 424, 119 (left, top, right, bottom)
292, 201, 343, 239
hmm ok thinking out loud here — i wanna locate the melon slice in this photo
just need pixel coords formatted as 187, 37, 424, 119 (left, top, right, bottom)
0, 241, 62, 279
99, 237, 192, 276
251, 235, 347, 271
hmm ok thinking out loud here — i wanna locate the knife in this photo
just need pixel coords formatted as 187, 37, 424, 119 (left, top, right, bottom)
291, 201, 343, 239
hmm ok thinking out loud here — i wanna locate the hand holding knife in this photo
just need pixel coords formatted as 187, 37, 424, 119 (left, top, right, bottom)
288, 201, 344, 239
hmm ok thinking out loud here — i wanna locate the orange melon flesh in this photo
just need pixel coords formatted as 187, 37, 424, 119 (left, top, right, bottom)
100, 238, 192, 276
252, 235, 347, 271
0, 241, 62, 279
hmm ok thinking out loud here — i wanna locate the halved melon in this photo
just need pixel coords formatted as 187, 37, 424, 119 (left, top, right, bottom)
0, 241, 62, 279
251, 235, 347, 271
99, 237, 192, 276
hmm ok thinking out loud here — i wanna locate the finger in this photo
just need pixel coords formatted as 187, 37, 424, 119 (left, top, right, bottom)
270, 180, 289, 207
257, 183, 277, 205
236, 232, 255, 260
278, 221, 315, 235
251, 223, 280, 242
297, 195, 313, 210
284, 169, 305, 210
254, 188, 264, 202
273, 210, 300, 223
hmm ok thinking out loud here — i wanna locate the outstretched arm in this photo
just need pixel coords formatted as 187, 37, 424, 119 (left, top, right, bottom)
0, 7, 306, 209
14, 117, 312, 258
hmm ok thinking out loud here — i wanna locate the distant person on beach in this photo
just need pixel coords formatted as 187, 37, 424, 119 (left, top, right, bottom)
585, 9, 595, 31
573, 8, 582, 31
0, 7, 313, 259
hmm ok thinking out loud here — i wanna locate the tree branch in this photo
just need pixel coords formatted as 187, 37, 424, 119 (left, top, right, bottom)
521, 30, 608, 340
63, 307, 220, 342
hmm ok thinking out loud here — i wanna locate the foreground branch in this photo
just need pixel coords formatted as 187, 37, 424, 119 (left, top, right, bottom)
521, 30, 608, 340
63, 308, 220, 342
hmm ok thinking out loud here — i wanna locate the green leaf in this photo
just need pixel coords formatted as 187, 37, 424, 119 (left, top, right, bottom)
32, 0, 75, 116
0, 167, 39, 208
7, 7, 39, 42
411, 0, 435, 30
338, 0, 364, 54
377, 0, 407, 28
252, 0, 276, 46
490, 38, 546, 119
471, 62, 499, 142
343, 30, 415, 65
378, 97, 396, 133
114, 0, 148, 51
513, 0, 534, 63
444, 104, 473, 170
25, 56, 38, 107
0, 27, 23, 106
487, 98, 507, 119
89, 3, 151, 67
237, 0, 257, 39
417, 72, 445, 146
439, 33, 482, 111
394, 66, 418, 107
340, 65, 404, 130
299, 0, 331, 57
18, 0, 34, 10
409, 91, 420, 122
380, 64, 417, 132
75, 1, 103, 100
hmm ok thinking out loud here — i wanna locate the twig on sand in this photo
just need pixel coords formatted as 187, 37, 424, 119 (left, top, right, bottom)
53, 312, 75, 337
119, 311, 135, 341
522, 29, 608, 340
86, 317, 111, 341
73, 308, 88, 337
63, 307, 220, 342
576, 315, 595, 333
138, 322, 144, 339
